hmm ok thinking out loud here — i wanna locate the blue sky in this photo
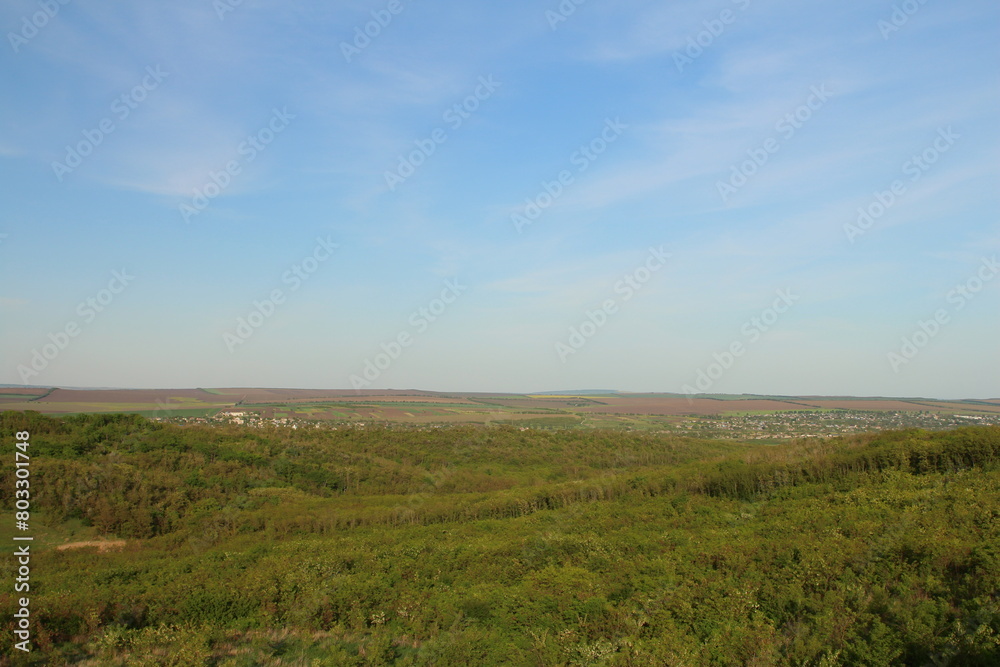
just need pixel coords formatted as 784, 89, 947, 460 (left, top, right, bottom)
1, 0, 997, 397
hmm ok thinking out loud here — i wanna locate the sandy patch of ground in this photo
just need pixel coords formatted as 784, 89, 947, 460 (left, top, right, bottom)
56, 540, 127, 552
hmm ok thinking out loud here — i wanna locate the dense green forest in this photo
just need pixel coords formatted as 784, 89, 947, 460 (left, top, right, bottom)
1, 411, 998, 665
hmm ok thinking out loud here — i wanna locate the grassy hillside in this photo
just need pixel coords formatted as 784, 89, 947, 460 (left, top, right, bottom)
1, 412, 998, 665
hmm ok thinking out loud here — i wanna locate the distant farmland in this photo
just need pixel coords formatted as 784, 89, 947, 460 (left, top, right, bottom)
2, 387, 999, 429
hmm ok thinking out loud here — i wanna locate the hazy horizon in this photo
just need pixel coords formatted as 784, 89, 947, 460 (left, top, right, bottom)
2, 1, 997, 398
5, 384, 998, 403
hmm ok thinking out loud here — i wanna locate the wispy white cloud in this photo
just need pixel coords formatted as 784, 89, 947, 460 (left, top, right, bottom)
1, 0, 996, 394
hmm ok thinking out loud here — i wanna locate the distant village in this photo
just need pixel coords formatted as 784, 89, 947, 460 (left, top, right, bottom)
674, 409, 1000, 439
150, 410, 312, 429
146, 406, 1000, 439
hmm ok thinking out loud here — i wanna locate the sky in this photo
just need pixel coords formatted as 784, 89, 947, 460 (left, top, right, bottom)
1, 0, 997, 398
